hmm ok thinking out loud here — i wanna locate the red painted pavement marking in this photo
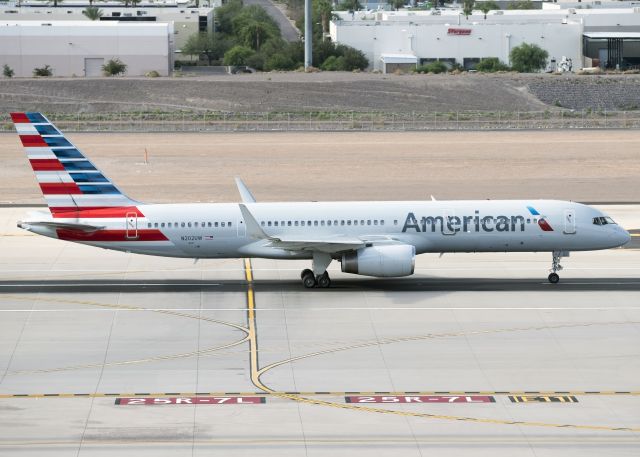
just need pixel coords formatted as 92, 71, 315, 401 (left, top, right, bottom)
116, 397, 266, 405
345, 395, 495, 404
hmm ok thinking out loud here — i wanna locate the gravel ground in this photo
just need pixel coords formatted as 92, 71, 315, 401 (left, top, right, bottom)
0, 73, 549, 114
2, 130, 639, 205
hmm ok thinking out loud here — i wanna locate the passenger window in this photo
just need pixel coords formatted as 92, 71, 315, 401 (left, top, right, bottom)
321, 221, 325, 226
380, 220, 384, 226
360, 220, 365, 225
188, 222, 192, 228
194, 222, 199, 227
175, 222, 178, 227
268, 221, 272, 227
215, 222, 219, 227
147, 223, 152, 228
347, 220, 352, 226
280, 221, 284, 226
334, 220, 338, 226
181, 222, 185, 227
327, 220, 332, 226
301, 221, 305, 226
208, 222, 212, 227
374, 220, 378, 225
229, 222, 232, 227
275, 221, 279, 227
354, 220, 358, 226
314, 221, 318, 226
527, 219, 531, 224
295, 221, 299, 226
307, 221, 312, 226
261, 221, 265, 226
154, 223, 159, 228
161, 223, 165, 228
341, 220, 345, 226
394, 220, 398, 225
221, 222, 226, 227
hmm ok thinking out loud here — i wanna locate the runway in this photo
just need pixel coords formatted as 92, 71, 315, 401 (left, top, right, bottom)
1, 206, 639, 456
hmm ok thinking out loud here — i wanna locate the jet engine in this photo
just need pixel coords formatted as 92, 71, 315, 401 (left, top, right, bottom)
341, 245, 415, 277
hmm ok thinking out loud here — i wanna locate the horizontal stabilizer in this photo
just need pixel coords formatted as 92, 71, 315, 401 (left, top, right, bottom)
18, 220, 105, 233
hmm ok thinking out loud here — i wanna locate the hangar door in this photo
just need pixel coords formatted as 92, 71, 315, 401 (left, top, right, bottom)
84, 58, 104, 77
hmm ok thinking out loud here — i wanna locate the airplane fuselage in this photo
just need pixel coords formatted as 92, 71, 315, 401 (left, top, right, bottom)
20, 200, 630, 259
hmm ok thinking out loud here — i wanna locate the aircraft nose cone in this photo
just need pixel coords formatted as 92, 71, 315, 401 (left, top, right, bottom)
620, 229, 632, 246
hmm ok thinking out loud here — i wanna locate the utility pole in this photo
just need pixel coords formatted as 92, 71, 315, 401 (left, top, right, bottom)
304, 0, 312, 70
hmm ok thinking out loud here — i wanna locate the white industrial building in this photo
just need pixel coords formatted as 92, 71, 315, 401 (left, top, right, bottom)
0, 21, 174, 77
0, 5, 216, 49
330, 8, 640, 72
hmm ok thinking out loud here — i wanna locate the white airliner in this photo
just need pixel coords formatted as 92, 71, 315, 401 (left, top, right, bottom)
12, 112, 630, 288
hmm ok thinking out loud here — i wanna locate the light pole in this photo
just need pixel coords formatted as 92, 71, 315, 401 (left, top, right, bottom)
304, 0, 312, 70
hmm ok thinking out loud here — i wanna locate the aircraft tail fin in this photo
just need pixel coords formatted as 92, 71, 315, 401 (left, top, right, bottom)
10, 112, 139, 216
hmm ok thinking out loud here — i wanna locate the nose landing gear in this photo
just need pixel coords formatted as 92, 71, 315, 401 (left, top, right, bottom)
548, 251, 567, 284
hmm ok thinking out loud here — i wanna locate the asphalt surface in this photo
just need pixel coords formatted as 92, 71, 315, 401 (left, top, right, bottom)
0, 206, 639, 455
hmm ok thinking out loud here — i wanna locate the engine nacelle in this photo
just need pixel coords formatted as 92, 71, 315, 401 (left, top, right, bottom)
341, 245, 415, 277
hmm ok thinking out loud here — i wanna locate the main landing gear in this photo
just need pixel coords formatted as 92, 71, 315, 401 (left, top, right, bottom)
301, 252, 333, 289
301, 269, 331, 288
548, 251, 566, 284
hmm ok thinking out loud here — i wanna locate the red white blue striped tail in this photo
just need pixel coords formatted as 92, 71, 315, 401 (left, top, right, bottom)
11, 112, 140, 217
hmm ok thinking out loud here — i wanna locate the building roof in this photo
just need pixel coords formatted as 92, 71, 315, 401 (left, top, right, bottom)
583, 31, 640, 38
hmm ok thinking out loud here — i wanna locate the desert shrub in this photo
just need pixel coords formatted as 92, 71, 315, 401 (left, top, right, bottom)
3, 64, 14, 78
510, 43, 548, 73
416, 61, 447, 74
102, 58, 127, 76
33, 65, 52, 77
476, 57, 510, 72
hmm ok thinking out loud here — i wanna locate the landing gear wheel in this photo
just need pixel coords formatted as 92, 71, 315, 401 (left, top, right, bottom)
317, 273, 331, 288
548, 272, 560, 284
301, 269, 313, 280
302, 272, 317, 288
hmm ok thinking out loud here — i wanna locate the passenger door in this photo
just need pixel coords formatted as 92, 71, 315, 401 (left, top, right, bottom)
125, 212, 138, 239
563, 209, 576, 234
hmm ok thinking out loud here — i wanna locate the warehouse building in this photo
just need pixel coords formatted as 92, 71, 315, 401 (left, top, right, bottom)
330, 8, 640, 73
0, 5, 216, 49
0, 21, 174, 77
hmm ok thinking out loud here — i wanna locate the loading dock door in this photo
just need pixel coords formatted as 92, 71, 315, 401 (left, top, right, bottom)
84, 58, 104, 77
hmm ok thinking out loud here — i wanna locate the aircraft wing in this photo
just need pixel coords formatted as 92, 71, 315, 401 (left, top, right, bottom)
239, 203, 365, 253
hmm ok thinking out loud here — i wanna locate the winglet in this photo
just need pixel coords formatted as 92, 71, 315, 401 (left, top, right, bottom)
239, 203, 271, 240
235, 177, 257, 203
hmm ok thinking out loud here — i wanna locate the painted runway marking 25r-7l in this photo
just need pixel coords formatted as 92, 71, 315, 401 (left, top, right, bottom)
346, 396, 495, 404
115, 396, 266, 405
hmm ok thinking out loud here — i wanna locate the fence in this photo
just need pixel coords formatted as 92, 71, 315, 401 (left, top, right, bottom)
2, 110, 639, 132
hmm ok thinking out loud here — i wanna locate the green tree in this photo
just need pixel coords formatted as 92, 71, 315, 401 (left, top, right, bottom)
82, 6, 103, 20
216, 0, 244, 35
182, 32, 232, 65
462, 0, 474, 19
314, 0, 333, 38
387, 0, 405, 10
102, 58, 127, 76
231, 5, 280, 50
223, 45, 256, 66
510, 43, 548, 72
337, 0, 362, 11
507, 0, 533, 9
475, 57, 510, 72
478, 1, 499, 19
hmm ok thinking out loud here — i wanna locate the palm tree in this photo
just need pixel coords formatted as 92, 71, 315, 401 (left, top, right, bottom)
462, 0, 474, 19
315, 0, 333, 38
82, 6, 104, 20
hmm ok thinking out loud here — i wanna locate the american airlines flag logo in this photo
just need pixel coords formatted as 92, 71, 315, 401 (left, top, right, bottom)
527, 206, 554, 232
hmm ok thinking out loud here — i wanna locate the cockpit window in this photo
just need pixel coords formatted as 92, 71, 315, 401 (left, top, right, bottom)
593, 216, 617, 226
